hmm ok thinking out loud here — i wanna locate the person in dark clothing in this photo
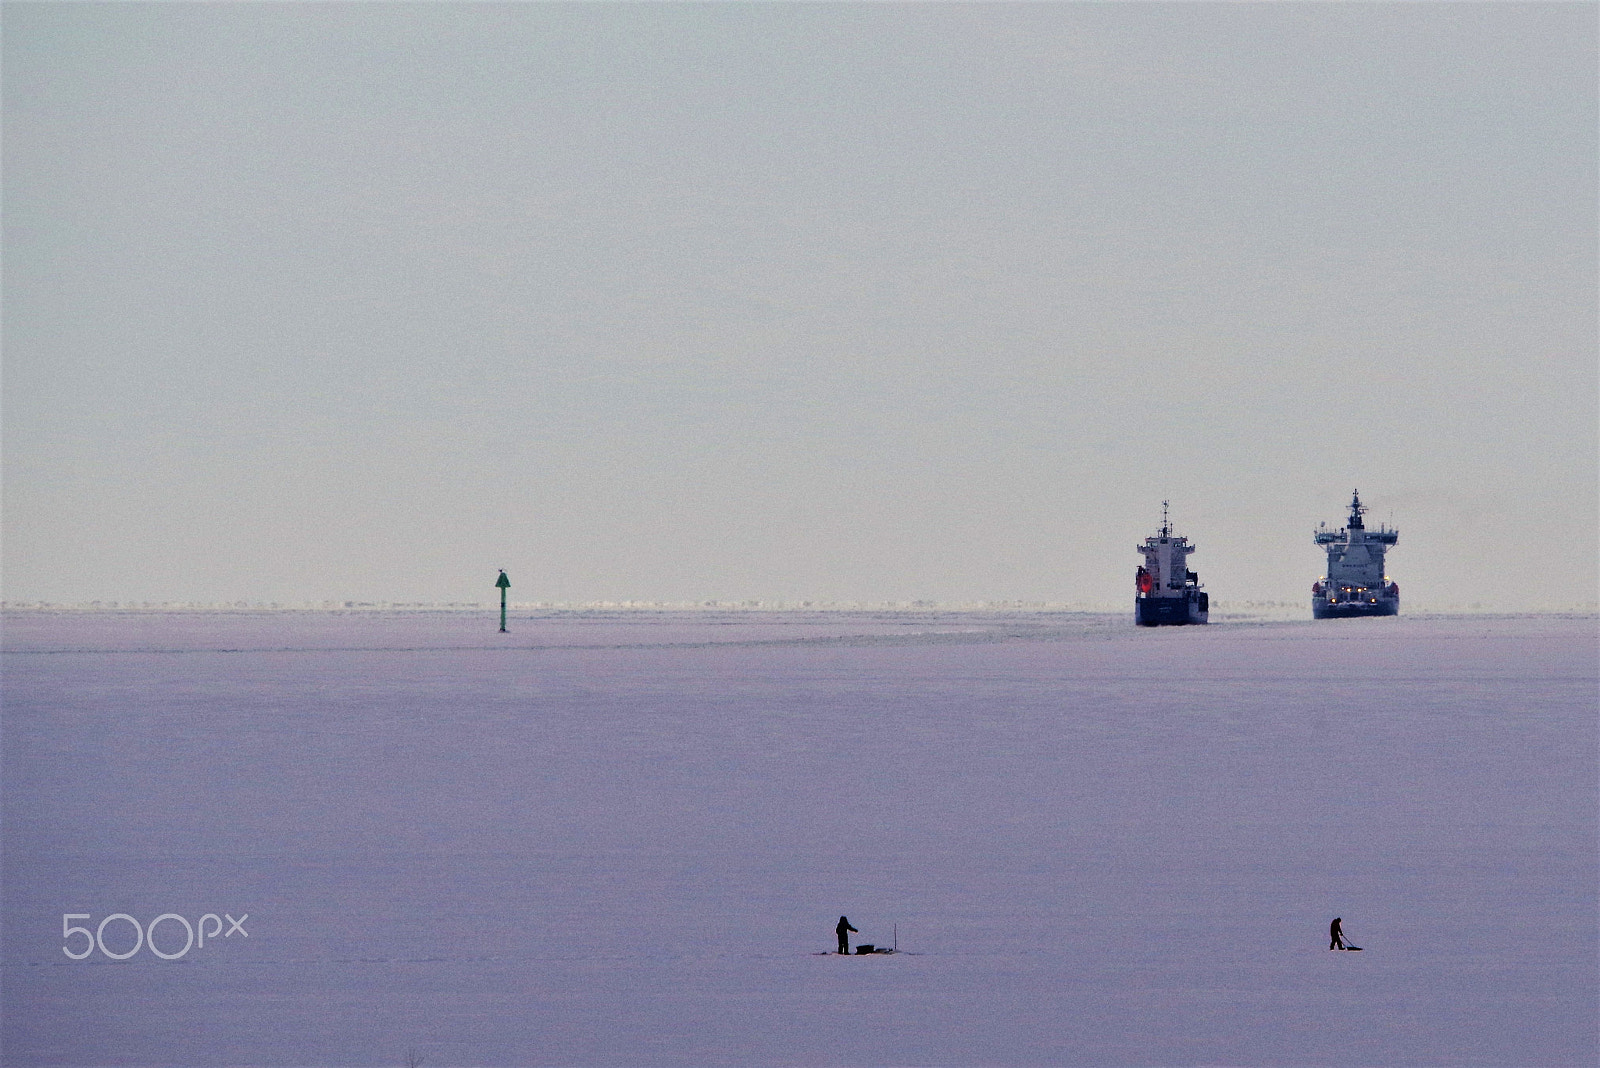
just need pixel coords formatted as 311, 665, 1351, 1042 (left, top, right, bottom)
836, 916, 857, 955
1329, 917, 1346, 950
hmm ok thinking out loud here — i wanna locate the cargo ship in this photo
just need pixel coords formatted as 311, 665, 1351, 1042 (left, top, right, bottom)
1312, 490, 1399, 618
1135, 502, 1208, 626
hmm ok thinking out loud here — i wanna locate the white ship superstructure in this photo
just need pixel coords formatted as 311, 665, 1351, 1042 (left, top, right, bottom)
1135, 502, 1208, 626
1312, 490, 1399, 618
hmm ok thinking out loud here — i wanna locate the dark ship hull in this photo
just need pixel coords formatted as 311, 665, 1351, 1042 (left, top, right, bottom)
1312, 589, 1399, 619
1135, 590, 1209, 626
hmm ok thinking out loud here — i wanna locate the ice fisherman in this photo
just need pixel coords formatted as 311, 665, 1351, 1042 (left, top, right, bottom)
836, 916, 857, 955
1329, 917, 1345, 950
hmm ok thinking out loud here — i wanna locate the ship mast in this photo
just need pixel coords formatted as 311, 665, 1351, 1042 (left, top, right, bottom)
1160, 500, 1170, 539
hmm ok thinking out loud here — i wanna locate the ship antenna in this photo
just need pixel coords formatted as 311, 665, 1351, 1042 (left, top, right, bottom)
1161, 500, 1170, 538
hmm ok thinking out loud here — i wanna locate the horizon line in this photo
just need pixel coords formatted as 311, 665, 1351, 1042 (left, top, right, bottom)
4, 600, 1596, 616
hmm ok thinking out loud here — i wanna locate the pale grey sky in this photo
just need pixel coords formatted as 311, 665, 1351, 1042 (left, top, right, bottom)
4, 2, 1595, 608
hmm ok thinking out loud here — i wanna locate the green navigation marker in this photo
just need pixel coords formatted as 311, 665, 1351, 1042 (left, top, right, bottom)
495, 569, 510, 633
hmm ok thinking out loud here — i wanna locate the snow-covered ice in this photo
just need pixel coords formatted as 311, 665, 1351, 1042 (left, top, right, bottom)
3, 609, 1595, 1066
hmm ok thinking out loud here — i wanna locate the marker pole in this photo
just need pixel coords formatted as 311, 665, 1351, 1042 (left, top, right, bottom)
495, 570, 511, 633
